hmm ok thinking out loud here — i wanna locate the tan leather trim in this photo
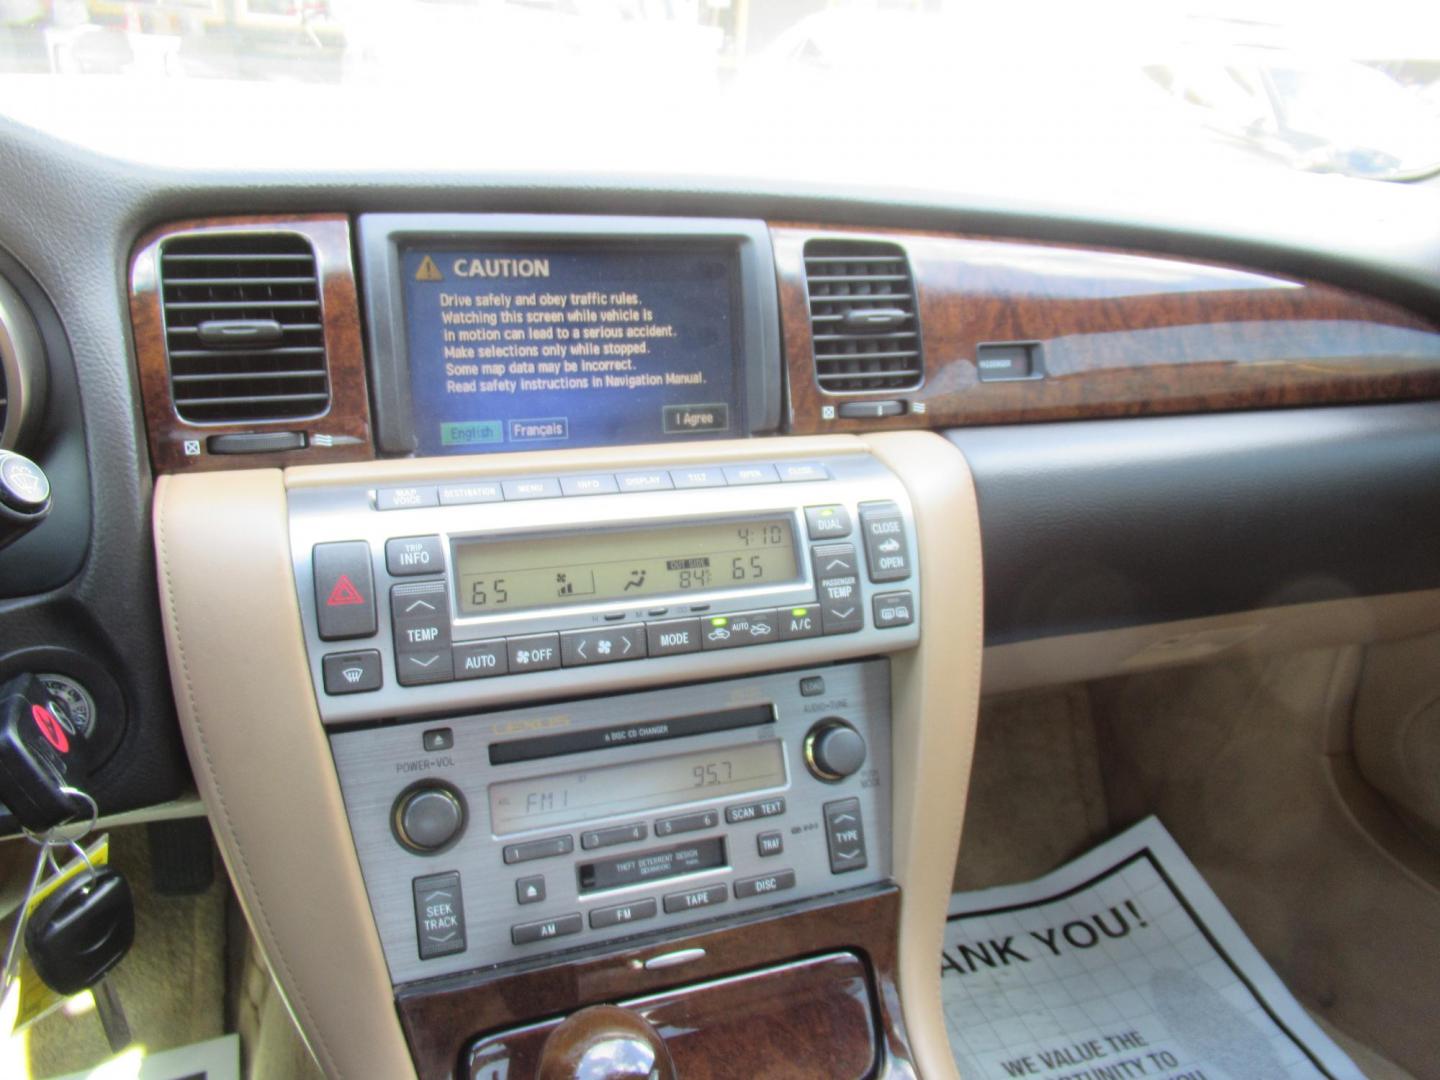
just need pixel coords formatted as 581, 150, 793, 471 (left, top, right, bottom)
867, 431, 984, 1080
983, 589, 1440, 696
154, 470, 416, 1080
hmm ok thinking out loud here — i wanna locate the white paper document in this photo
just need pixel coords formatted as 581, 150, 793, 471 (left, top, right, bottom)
943, 817, 1363, 1080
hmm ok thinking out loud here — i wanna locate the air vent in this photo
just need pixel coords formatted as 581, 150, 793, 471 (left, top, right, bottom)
803, 240, 922, 393
159, 232, 329, 423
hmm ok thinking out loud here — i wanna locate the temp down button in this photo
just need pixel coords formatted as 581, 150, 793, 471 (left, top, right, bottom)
823, 798, 868, 874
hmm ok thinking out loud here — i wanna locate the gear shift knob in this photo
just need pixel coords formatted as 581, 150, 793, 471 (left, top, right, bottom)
537, 1005, 676, 1080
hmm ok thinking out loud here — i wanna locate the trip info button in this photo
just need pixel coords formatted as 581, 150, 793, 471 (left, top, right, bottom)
663, 403, 730, 435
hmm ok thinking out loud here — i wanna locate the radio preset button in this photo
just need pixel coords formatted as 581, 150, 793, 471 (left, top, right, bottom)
377, 486, 438, 511
516, 875, 546, 905
700, 610, 778, 650
873, 590, 915, 629
500, 477, 562, 501
779, 606, 822, 640
413, 871, 465, 960
757, 831, 784, 857
561, 624, 646, 667
438, 480, 503, 505
722, 463, 779, 486
616, 470, 673, 492
322, 650, 382, 695
454, 640, 508, 679
385, 535, 444, 577
590, 898, 658, 929
580, 822, 648, 850
560, 474, 619, 497
507, 633, 561, 673
859, 502, 912, 582
313, 541, 377, 641
654, 810, 718, 837
735, 869, 796, 899
503, 835, 575, 865
662, 884, 727, 914
779, 462, 830, 483
646, 618, 701, 657
511, 913, 582, 946
805, 505, 852, 540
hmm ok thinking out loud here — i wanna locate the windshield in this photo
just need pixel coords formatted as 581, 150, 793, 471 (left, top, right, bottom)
0, 0, 1437, 185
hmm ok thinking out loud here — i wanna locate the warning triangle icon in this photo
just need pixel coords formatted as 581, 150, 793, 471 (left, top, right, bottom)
415, 255, 443, 282
327, 574, 365, 607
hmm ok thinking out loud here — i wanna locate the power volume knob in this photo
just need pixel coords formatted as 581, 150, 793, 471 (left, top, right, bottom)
392, 784, 466, 853
804, 720, 867, 782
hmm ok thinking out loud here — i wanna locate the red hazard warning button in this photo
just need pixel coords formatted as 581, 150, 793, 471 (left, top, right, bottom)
313, 541, 378, 641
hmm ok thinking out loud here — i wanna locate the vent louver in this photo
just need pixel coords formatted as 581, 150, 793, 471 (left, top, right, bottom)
159, 232, 329, 423
803, 239, 922, 393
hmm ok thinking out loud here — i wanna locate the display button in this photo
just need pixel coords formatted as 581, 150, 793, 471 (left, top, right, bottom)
438, 480, 503, 505
616, 470, 673, 493
322, 650, 382, 695
560, 474, 619, 497
757, 831, 784, 857
811, 542, 858, 580
590, 898, 657, 930
725, 797, 785, 824
824, 798, 868, 873
500, 477, 562, 501
377, 486, 438, 511
413, 871, 465, 960
507, 633, 561, 673
654, 809, 718, 837
560, 624, 646, 667
779, 606, 822, 641
735, 869, 796, 899
516, 875, 546, 905
511, 913, 582, 946
779, 462, 830, 483
700, 610, 779, 650
503, 835, 575, 865
385, 535, 444, 577
805, 505, 852, 540
646, 618, 702, 657
873, 590, 915, 628
722, 463, 779, 486
313, 541, 377, 641
580, 822, 648, 850
453, 640, 508, 679
859, 502, 911, 582
662, 884, 727, 914
669, 466, 726, 489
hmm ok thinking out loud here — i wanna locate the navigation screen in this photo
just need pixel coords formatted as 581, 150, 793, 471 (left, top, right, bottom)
400, 245, 743, 455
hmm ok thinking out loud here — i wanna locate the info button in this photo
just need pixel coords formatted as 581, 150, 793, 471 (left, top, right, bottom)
663, 403, 730, 435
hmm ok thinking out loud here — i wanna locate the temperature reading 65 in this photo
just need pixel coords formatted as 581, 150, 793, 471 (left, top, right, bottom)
691, 760, 734, 787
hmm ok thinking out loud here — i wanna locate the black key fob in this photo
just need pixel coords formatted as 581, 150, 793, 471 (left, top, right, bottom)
0, 673, 90, 830
25, 867, 135, 996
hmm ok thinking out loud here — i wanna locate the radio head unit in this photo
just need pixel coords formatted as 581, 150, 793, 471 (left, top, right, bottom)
288, 451, 920, 724
358, 214, 782, 457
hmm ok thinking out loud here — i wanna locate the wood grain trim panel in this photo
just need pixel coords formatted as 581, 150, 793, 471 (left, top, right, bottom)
395, 886, 914, 1080
774, 224, 1440, 432
464, 952, 878, 1080
130, 214, 373, 473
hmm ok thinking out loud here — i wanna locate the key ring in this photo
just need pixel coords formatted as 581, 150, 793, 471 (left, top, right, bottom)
21, 786, 99, 850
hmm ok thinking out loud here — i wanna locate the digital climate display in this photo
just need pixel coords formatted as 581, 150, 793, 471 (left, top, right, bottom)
401, 246, 742, 455
453, 517, 800, 616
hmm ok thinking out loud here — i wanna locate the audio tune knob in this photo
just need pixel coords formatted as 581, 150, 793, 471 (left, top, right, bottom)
804, 720, 867, 781
393, 784, 465, 853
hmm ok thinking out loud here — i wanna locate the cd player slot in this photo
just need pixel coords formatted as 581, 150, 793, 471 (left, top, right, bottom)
488, 702, 777, 765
